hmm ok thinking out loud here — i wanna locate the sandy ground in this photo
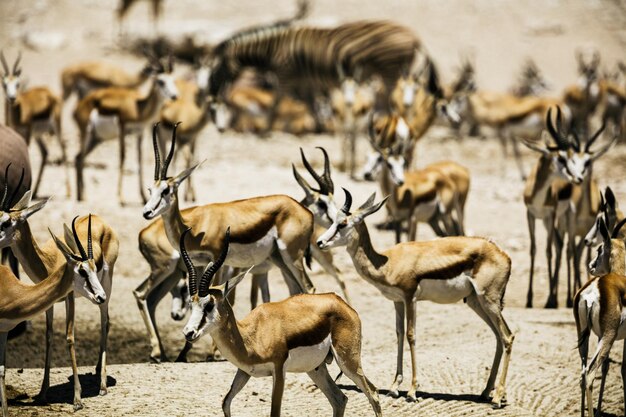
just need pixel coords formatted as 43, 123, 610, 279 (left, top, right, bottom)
1, 0, 626, 416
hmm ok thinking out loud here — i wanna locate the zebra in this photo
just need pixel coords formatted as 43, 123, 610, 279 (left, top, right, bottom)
208, 20, 433, 113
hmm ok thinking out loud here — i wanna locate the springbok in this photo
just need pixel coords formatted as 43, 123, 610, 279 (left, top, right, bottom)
1, 51, 69, 198
574, 216, 626, 417
563, 50, 602, 137
317, 190, 514, 406
73, 56, 178, 204
61, 59, 154, 101
0, 178, 118, 409
522, 107, 612, 308
179, 228, 382, 417
0, 227, 108, 417
509, 58, 551, 97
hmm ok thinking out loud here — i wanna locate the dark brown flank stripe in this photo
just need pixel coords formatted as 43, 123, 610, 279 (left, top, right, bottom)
418, 257, 475, 281
286, 320, 331, 350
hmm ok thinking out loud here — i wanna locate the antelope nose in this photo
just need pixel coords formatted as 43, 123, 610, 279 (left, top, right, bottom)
142, 210, 153, 220
363, 172, 373, 181
183, 329, 196, 341
95, 294, 106, 304
171, 311, 184, 321
316, 240, 324, 249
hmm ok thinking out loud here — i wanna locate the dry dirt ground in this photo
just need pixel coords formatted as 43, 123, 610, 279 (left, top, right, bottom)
1, 0, 626, 416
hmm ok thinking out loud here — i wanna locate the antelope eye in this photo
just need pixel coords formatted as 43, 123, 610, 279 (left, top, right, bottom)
157, 79, 165, 86
162, 188, 170, 196
317, 201, 327, 210
205, 301, 214, 312
337, 222, 347, 230
79, 269, 88, 278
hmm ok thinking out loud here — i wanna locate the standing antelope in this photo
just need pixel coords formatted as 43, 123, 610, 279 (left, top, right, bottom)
142, 126, 317, 357
1, 51, 69, 198
179, 228, 382, 417
0, 227, 109, 417
61, 59, 154, 101
555, 124, 616, 307
316, 190, 514, 407
73, 56, 178, 204
574, 216, 626, 417
0, 178, 118, 409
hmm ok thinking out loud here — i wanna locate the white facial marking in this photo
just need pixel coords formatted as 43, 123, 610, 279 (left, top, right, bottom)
395, 117, 410, 142
143, 181, 172, 219
402, 84, 415, 107
157, 74, 179, 100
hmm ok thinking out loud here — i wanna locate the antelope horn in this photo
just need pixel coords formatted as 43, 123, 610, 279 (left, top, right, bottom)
300, 148, 326, 194
0, 51, 8, 75
152, 123, 161, 181
179, 228, 198, 296
316, 147, 334, 194
87, 214, 93, 260
585, 122, 606, 152
161, 122, 180, 179
292, 163, 314, 196
1, 164, 11, 211
341, 188, 352, 215
7, 167, 25, 210
545, 107, 568, 150
72, 216, 88, 260
199, 227, 230, 295
12, 51, 21, 75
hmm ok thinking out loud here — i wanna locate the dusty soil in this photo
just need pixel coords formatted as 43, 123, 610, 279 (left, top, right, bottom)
1, 0, 626, 416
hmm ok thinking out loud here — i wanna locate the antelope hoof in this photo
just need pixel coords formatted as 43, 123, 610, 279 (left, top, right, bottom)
544, 299, 557, 309
99, 387, 107, 396
149, 354, 161, 364
73, 400, 84, 411
406, 390, 417, 402
387, 389, 400, 398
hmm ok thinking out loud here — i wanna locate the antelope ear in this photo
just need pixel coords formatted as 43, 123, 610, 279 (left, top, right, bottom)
173, 162, 201, 187
18, 197, 48, 220
62, 223, 80, 254
50, 229, 76, 261
605, 187, 616, 211
223, 266, 253, 298
355, 196, 388, 222
599, 217, 610, 242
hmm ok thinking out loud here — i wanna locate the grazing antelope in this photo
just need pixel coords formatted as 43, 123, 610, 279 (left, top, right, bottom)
509, 58, 550, 97
0, 178, 118, 408
1, 51, 69, 198
316, 190, 514, 406
179, 228, 382, 417
330, 66, 378, 178
574, 216, 626, 417
363, 116, 468, 241
73, 56, 178, 204
61, 59, 154, 101
554, 123, 616, 308
0, 226, 109, 417
585, 187, 625, 247
142, 122, 316, 303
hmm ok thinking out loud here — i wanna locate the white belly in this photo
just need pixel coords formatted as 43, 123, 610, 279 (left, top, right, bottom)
227, 226, 277, 268
414, 199, 438, 221
245, 335, 332, 377
414, 274, 474, 303
91, 112, 119, 140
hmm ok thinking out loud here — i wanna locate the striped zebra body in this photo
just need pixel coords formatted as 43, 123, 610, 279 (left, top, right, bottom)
210, 20, 422, 100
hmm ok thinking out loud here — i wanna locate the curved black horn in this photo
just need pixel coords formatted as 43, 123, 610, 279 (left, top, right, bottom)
161, 122, 180, 179
87, 214, 93, 260
7, 167, 24, 210
341, 188, 352, 215
316, 147, 334, 194
292, 163, 313, 194
612, 217, 626, 239
179, 228, 198, 296
300, 148, 326, 193
545, 107, 568, 150
152, 123, 161, 181
199, 227, 230, 296
72, 216, 88, 260
585, 122, 606, 152
1, 164, 11, 211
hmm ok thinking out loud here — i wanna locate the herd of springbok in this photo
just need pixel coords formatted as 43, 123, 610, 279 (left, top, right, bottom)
0, 1, 625, 416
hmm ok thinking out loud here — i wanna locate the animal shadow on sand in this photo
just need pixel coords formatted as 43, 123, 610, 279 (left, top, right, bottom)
9, 373, 116, 406
338, 383, 487, 405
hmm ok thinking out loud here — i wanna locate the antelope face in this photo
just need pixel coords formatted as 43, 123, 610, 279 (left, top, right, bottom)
72, 258, 107, 304
588, 240, 611, 276
307, 193, 337, 228
143, 179, 175, 219
156, 73, 179, 101
0, 211, 17, 248
0, 194, 48, 248
1, 75, 20, 102
444, 93, 468, 128
182, 292, 222, 342
362, 152, 405, 185
552, 150, 590, 185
